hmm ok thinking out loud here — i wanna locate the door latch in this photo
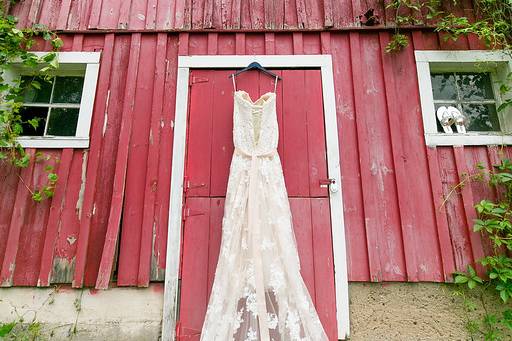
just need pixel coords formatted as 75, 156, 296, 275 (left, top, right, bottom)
319, 178, 339, 193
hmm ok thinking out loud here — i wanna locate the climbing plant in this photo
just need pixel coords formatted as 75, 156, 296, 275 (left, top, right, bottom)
447, 158, 512, 340
0, 4, 62, 201
385, 0, 512, 53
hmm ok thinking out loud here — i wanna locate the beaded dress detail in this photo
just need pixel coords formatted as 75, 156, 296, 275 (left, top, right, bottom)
200, 77, 329, 341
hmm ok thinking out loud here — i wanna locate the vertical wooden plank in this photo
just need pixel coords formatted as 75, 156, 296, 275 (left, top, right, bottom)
329, 32, 369, 281
0, 149, 36, 286
98, 0, 121, 28
426, 147, 457, 280
453, 146, 485, 275
81, 35, 131, 286
311, 198, 337, 340
179, 198, 210, 340
50, 150, 85, 284
95, 33, 142, 289
245, 34, 265, 54
117, 0, 132, 28
191, 0, 206, 29
128, 0, 148, 29
151, 35, 180, 280
145, 0, 158, 28
156, 0, 176, 28
12, 151, 57, 286
203, 0, 214, 28
350, 32, 406, 282
37, 149, 73, 286
0, 163, 19, 267
71, 34, 115, 288
290, 198, 316, 302
116, 34, 157, 286
284, 0, 298, 28
210, 70, 235, 197
138, 33, 168, 287
185, 69, 214, 197
207, 198, 223, 299
264, 33, 275, 54
282, 70, 310, 197
305, 70, 328, 198
438, 148, 474, 273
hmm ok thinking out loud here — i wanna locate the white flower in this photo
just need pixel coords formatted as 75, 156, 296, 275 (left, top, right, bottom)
246, 292, 258, 316
245, 327, 258, 341
267, 313, 279, 329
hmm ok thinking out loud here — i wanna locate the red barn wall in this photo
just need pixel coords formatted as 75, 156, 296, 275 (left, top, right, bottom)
10, 0, 476, 30
0, 30, 503, 288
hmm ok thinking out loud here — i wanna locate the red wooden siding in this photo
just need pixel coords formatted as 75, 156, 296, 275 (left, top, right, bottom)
11, 0, 477, 30
0, 31, 505, 288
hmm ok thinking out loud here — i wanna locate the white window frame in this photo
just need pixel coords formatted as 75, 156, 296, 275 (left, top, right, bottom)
161, 55, 350, 341
415, 50, 512, 146
5, 52, 101, 148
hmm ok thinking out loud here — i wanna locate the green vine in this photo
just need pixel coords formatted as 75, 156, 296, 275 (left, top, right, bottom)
447, 158, 512, 340
0, 5, 62, 201
386, 0, 512, 52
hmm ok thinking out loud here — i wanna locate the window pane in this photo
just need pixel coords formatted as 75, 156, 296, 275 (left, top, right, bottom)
457, 73, 495, 101
19, 106, 48, 136
52, 76, 84, 104
46, 108, 79, 136
21, 76, 53, 103
461, 104, 501, 132
431, 73, 457, 100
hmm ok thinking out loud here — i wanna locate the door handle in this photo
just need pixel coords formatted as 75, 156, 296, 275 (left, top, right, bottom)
319, 178, 339, 193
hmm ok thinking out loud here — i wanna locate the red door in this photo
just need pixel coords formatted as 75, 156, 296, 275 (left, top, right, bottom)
178, 69, 337, 340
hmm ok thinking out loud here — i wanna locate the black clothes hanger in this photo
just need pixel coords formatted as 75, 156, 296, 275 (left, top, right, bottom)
229, 62, 282, 80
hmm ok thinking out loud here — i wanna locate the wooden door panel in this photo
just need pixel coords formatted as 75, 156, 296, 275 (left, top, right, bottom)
186, 69, 328, 198
185, 70, 214, 197
179, 198, 210, 340
179, 198, 337, 339
180, 69, 336, 340
210, 71, 235, 197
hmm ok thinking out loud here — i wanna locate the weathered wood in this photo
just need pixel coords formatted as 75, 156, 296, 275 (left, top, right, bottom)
95, 33, 142, 289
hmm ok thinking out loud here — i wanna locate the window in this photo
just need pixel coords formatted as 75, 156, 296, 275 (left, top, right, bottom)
6, 52, 101, 148
415, 50, 512, 146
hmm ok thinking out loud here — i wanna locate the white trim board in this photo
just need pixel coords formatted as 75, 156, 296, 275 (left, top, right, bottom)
161, 55, 350, 341
414, 50, 512, 146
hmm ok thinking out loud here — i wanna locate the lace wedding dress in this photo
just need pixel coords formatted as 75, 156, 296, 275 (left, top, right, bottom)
200, 76, 329, 341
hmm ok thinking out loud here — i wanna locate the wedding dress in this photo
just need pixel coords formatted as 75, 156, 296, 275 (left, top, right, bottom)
200, 76, 329, 341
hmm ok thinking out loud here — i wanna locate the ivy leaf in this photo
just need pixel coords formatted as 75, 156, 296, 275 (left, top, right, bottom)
454, 274, 469, 284
51, 38, 63, 49
47, 173, 58, 182
32, 191, 42, 202
0, 322, 15, 337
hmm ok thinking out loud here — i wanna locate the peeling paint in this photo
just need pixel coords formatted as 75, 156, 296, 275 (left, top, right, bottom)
76, 151, 88, 219
102, 89, 111, 137
51, 257, 76, 284
67, 236, 77, 245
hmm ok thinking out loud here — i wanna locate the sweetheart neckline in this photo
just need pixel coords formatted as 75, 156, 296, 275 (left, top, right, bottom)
235, 90, 276, 107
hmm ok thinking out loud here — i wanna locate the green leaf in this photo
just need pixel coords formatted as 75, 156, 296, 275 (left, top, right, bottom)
0, 322, 15, 337
500, 290, 509, 303
32, 191, 42, 202
454, 275, 469, 284
47, 173, 58, 182
51, 38, 63, 49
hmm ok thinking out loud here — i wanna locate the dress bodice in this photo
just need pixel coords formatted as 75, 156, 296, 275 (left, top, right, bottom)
233, 90, 279, 156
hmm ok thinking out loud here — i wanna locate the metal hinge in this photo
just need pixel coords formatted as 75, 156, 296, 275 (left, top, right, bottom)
182, 206, 206, 221
184, 177, 206, 194
189, 76, 209, 85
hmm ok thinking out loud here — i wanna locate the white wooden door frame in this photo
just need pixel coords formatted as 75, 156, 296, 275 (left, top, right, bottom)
161, 55, 350, 341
